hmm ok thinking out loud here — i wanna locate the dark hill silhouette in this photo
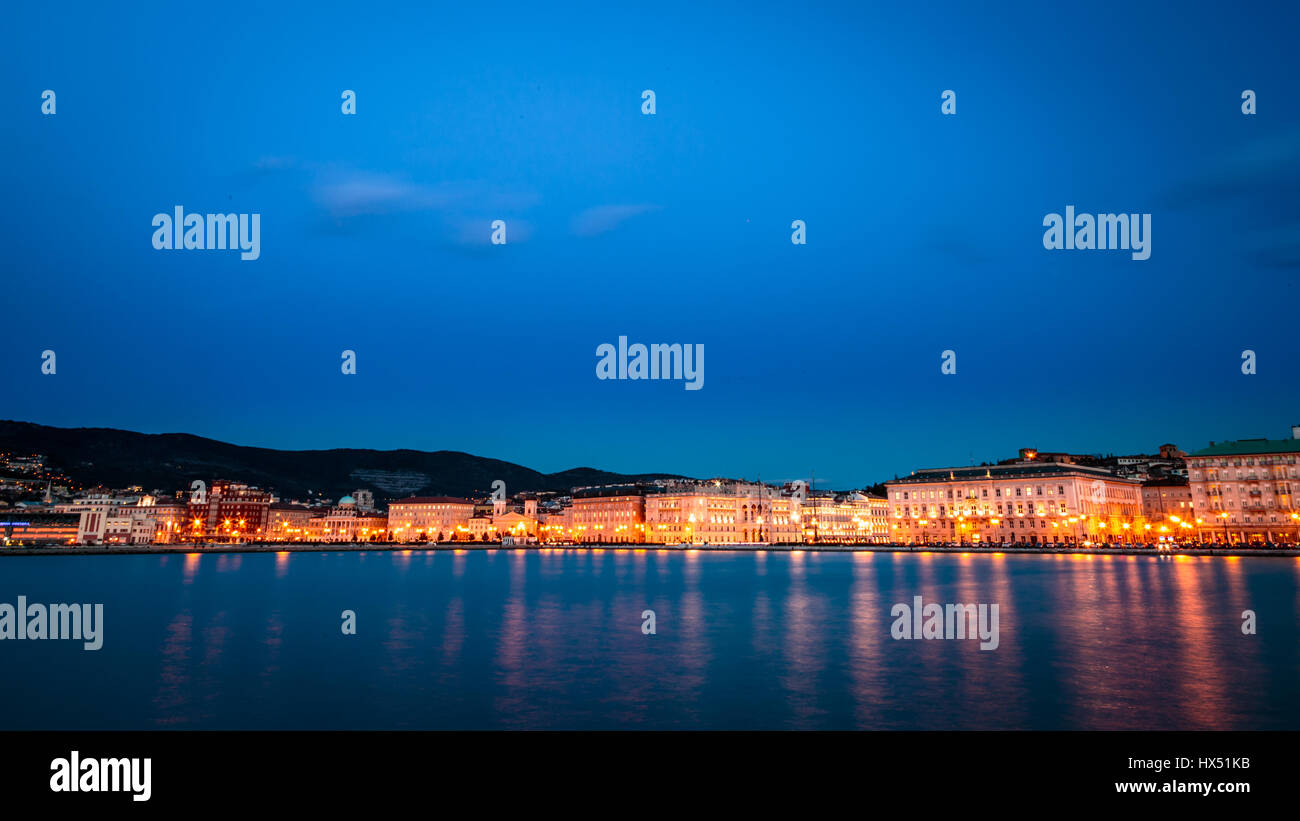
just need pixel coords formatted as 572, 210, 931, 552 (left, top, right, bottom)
0, 420, 686, 502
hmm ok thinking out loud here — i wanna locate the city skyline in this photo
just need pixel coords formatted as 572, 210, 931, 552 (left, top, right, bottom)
7, 415, 1300, 547
4, 414, 1297, 493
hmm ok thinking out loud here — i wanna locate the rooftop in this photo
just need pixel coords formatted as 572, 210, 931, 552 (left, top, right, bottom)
887, 461, 1138, 485
390, 496, 474, 505
1188, 438, 1300, 457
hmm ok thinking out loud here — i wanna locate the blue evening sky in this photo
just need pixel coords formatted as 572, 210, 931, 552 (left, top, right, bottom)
3, 1, 1298, 488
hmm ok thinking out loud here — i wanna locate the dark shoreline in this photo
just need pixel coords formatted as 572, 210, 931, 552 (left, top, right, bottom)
2, 542, 1297, 558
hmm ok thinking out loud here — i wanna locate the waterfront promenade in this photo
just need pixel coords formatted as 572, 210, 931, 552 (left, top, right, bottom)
2, 542, 1297, 558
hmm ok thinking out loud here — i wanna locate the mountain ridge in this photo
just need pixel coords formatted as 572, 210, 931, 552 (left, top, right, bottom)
0, 420, 688, 502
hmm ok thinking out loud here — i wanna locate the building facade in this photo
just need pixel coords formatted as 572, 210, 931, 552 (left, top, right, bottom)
185, 481, 272, 542
296, 497, 389, 542
387, 496, 474, 541
1141, 479, 1194, 523
133, 498, 189, 544
102, 512, 156, 545
642, 483, 768, 545
266, 504, 316, 542
0, 512, 79, 545
1186, 428, 1300, 545
886, 462, 1147, 545
798, 493, 891, 544
569, 490, 646, 543
55, 495, 137, 545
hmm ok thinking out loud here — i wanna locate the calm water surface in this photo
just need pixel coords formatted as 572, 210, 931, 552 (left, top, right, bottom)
2, 549, 1298, 730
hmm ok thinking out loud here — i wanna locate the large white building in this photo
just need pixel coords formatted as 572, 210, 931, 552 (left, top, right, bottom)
1186, 426, 1300, 545
885, 461, 1147, 545
639, 481, 886, 545
54, 495, 139, 545
798, 492, 891, 544
568, 489, 646, 543
644, 482, 768, 545
387, 496, 475, 541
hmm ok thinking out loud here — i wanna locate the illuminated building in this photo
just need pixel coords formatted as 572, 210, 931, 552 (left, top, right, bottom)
1140, 479, 1193, 522
462, 498, 541, 542
55, 495, 136, 545
799, 492, 890, 544
102, 513, 156, 545
643, 481, 789, 545
1186, 426, 1300, 545
387, 496, 474, 542
539, 505, 574, 543
0, 512, 79, 545
635, 482, 887, 545
185, 480, 272, 542
644, 484, 750, 545
570, 489, 646, 543
886, 461, 1146, 545
501, 498, 541, 541
757, 494, 801, 544
266, 504, 315, 542
303, 496, 389, 542
133, 498, 189, 544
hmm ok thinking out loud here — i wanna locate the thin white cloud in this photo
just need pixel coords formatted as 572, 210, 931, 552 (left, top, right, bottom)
571, 204, 660, 237
312, 170, 538, 217
313, 172, 456, 217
